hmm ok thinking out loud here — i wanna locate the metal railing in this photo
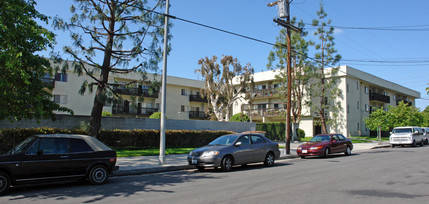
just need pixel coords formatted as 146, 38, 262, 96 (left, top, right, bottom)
112, 106, 158, 116
112, 86, 159, 98
251, 88, 280, 98
245, 107, 286, 117
369, 93, 390, 103
189, 94, 208, 102
189, 111, 206, 119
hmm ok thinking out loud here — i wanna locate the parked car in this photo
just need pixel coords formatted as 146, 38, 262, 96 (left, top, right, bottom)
0, 134, 119, 194
297, 134, 353, 158
422, 127, 429, 144
187, 133, 280, 171
389, 126, 424, 147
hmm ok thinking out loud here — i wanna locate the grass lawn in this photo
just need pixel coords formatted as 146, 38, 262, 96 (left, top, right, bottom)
116, 147, 195, 157
351, 136, 390, 142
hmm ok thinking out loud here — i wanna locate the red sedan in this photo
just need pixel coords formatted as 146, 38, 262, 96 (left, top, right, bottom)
297, 134, 353, 158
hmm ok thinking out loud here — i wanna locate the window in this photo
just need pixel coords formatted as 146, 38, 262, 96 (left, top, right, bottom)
181, 89, 187, 96
257, 104, 267, 109
357, 101, 359, 110
365, 86, 368, 94
27, 138, 69, 155
393, 95, 397, 101
54, 95, 67, 104
251, 135, 266, 144
55, 73, 68, 82
274, 104, 279, 109
356, 82, 359, 90
237, 136, 250, 145
70, 139, 93, 153
181, 105, 185, 112
338, 135, 346, 141
365, 104, 369, 112
384, 92, 388, 96
357, 122, 360, 131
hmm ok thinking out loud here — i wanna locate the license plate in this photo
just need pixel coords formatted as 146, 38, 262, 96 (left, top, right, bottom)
192, 159, 197, 164
302, 150, 308, 153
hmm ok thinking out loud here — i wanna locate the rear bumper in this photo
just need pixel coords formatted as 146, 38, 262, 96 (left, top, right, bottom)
111, 166, 120, 172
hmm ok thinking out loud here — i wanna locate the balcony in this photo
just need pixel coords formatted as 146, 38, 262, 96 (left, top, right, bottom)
113, 86, 159, 98
396, 100, 412, 106
112, 106, 158, 116
189, 94, 208, 102
251, 88, 280, 98
246, 107, 285, 117
369, 93, 390, 103
41, 78, 55, 88
189, 111, 207, 119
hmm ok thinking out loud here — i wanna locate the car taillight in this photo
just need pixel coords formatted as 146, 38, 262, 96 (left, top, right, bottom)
109, 157, 116, 162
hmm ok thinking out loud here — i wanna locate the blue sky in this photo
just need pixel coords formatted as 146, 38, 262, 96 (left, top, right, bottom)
35, 0, 429, 110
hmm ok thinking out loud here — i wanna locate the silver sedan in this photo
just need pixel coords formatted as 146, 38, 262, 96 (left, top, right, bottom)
187, 133, 280, 171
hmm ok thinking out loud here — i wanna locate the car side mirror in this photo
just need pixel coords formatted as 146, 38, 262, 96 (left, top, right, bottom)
37, 150, 44, 155
390, 132, 392, 135
235, 142, 242, 147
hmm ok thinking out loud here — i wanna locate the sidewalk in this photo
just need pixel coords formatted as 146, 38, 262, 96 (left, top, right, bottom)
113, 141, 390, 176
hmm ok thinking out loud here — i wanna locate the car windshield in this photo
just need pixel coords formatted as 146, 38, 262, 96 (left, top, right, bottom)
393, 128, 412, 134
8, 136, 36, 155
309, 135, 331, 142
208, 135, 238, 146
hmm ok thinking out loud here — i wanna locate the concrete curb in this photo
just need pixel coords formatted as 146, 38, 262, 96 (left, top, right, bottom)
113, 155, 300, 177
370, 144, 391, 149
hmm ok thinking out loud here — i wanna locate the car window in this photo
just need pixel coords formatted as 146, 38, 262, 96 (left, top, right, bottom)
26, 138, 69, 155
70, 139, 93, 153
251, 135, 266, 144
338, 135, 346, 141
333, 135, 340, 141
237, 136, 250, 145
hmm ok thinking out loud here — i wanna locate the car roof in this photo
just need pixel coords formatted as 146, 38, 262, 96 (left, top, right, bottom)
35, 134, 112, 151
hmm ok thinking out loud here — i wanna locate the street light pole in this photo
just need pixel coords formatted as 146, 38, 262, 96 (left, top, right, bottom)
159, 0, 170, 165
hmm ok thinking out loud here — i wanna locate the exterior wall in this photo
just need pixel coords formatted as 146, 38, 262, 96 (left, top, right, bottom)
0, 115, 255, 133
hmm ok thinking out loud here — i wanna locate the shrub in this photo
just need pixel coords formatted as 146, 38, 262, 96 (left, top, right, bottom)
297, 128, 305, 139
150, 112, 167, 119
256, 122, 285, 141
230, 113, 250, 122
102, 111, 112, 116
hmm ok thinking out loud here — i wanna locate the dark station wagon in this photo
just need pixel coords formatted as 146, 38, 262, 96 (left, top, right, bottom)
0, 134, 119, 194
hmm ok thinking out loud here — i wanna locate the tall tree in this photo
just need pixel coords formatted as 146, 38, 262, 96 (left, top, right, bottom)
196, 55, 254, 121
306, 2, 342, 133
388, 101, 423, 127
0, 0, 72, 121
54, 0, 168, 136
267, 17, 312, 125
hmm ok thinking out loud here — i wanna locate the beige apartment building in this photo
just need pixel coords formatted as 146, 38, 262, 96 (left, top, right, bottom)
233, 65, 421, 137
44, 61, 208, 120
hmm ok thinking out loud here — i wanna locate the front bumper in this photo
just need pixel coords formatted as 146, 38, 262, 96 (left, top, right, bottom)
297, 148, 324, 157
187, 155, 223, 168
390, 137, 413, 145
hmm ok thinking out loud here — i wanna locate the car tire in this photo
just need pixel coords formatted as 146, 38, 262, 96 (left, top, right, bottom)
324, 148, 330, 158
0, 172, 11, 195
264, 152, 275, 167
196, 166, 205, 171
420, 140, 424, 146
412, 140, 417, 147
391, 144, 395, 148
88, 165, 109, 185
345, 146, 352, 156
425, 139, 428, 145
221, 156, 233, 172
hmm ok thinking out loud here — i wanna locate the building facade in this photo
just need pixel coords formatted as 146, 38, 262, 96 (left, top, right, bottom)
45, 61, 208, 120
233, 65, 420, 137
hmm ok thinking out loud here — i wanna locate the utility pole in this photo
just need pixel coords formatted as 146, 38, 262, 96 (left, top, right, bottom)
268, 0, 300, 154
159, 0, 170, 165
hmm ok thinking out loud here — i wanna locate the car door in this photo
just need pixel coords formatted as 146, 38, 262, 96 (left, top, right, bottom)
330, 135, 342, 153
68, 138, 96, 176
18, 138, 73, 180
250, 135, 267, 162
233, 135, 252, 164
337, 134, 349, 152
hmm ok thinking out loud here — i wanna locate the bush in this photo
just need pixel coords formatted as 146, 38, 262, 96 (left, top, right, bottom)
297, 128, 305, 139
230, 113, 250, 122
149, 112, 166, 119
102, 111, 112, 116
256, 122, 285, 141
0, 128, 234, 153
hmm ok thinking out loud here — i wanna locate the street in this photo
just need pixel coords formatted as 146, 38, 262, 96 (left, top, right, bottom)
2, 146, 429, 204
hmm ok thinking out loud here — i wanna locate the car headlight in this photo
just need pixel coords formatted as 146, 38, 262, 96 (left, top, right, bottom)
201, 151, 219, 157
297, 147, 302, 150
310, 147, 322, 150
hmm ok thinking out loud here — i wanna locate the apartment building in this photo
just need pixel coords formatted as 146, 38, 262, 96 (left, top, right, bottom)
45, 61, 208, 120
233, 65, 420, 137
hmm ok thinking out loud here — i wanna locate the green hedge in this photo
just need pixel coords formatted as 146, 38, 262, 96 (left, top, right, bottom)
0, 128, 234, 153
256, 122, 305, 141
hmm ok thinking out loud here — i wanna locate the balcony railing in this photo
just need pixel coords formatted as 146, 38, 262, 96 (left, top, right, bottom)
396, 100, 412, 106
189, 111, 207, 119
369, 93, 390, 103
189, 94, 208, 102
251, 88, 280, 98
246, 107, 286, 117
41, 78, 55, 88
112, 106, 158, 116
112, 86, 159, 98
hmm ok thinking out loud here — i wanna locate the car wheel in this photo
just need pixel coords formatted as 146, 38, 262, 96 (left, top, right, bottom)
420, 140, 424, 146
425, 139, 428, 145
88, 165, 109, 185
264, 152, 275, 167
324, 148, 330, 158
345, 146, 352, 156
221, 156, 233, 172
196, 166, 205, 171
412, 140, 417, 147
391, 144, 395, 148
0, 172, 11, 195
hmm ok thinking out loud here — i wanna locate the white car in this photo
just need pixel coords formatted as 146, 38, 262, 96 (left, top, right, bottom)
422, 127, 429, 144
390, 126, 424, 147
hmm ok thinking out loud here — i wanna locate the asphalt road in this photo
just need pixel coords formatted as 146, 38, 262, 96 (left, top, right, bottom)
2, 146, 429, 204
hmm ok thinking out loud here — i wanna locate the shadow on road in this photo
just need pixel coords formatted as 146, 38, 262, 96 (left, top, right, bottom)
4, 170, 218, 203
